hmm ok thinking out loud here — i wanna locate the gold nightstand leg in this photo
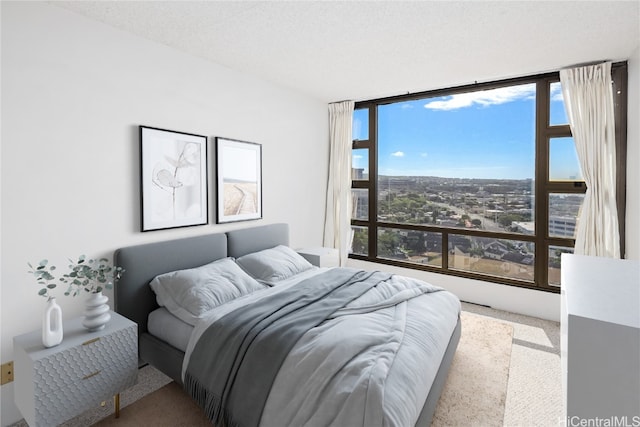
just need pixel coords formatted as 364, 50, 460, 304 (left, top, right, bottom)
114, 394, 120, 418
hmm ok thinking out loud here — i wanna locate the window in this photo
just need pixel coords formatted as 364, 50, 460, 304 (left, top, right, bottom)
350, 65, 627, 292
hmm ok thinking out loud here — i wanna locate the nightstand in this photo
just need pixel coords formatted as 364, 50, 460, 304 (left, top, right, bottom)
297, 247, 339, 267
13, 311, 137, 427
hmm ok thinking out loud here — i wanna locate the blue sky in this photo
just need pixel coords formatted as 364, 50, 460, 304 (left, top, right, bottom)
353, 82, 582, 180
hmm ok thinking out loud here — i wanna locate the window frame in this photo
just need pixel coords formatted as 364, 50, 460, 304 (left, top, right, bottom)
350, 64, 627, 293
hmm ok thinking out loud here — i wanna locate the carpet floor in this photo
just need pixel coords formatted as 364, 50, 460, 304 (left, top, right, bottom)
10, 304, 561, 426
94, 382, 209, 427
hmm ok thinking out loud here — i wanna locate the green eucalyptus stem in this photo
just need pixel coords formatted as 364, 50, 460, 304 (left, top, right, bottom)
61, 255, 125, 297
27, 259, 59, 298
28, 256, 125, 298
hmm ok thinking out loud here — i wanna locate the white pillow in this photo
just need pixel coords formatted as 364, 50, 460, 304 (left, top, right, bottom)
149, 257, 267, 325
236, 245, 314, 285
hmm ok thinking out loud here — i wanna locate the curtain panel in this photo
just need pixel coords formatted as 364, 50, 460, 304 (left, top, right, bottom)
560, 62, 620, 258
323, 101, 355, 266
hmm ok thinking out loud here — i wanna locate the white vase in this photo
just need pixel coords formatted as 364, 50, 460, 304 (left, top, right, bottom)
42, 297, 63, 348
82, 291, 111, 332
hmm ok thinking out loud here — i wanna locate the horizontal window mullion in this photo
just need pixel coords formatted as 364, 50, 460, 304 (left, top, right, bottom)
361, 256, 559, 293
544, 182, 587, 192
357, 72, 558, 106
544, 125, 571, 136
348, 253, 370, 263
353, 140, 369, 149
351, 180, 369, 189
443, 228, 536, 242
545, 236, 576, 247
375, 221, 536, 242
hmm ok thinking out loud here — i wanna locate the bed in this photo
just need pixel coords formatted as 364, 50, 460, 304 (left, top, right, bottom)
114, 223, 461, 427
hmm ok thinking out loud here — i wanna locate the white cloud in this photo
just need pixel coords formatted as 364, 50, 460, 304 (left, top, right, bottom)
353, 154, 363, 159
424, 84, 536, 111
391, 151, 404, 157
550, 82, 564, 102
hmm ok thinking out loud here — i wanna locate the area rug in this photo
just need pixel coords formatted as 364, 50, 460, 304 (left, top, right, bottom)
94, 311, 513, 427
432, 311, 514, 427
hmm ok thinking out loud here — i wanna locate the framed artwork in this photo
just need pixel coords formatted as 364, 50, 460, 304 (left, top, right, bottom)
215, 137, 262, 223
140, 126, 208, 231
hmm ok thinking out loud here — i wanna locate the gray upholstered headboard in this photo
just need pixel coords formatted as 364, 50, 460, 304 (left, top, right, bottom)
114, 223, 289, 336
227, 223, 289, 258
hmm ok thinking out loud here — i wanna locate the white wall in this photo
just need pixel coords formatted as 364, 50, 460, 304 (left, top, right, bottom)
625, 45, 640, 260
0, 3, 328, 424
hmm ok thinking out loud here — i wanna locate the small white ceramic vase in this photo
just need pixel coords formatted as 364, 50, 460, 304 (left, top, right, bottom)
42, 297, 63, 348
82, 291, 111, 332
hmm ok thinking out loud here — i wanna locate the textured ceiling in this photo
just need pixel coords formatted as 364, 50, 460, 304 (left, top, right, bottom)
54, 1, 640, 103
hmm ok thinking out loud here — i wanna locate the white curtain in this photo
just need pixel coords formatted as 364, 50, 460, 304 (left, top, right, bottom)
323, 101, 355, 266
560, 62, 620, 258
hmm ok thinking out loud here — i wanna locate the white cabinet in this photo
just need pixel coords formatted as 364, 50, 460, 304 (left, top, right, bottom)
561, 254, 640, 422
297, 247, 339, 268
13, 311, 137, 426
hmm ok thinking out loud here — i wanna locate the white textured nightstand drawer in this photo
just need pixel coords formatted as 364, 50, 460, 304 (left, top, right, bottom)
31, 362, 136, 426
32, 326, 136, 395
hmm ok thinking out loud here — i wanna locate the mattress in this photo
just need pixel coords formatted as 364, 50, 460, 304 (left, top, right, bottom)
148, 307, 193, 352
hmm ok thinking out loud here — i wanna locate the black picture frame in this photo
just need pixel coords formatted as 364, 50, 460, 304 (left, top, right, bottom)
215, 137, 263, 224
140, 126, 208, 231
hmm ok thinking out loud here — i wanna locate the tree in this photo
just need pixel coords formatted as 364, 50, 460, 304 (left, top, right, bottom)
378, 231, 401, 258
351, 229, 368, 254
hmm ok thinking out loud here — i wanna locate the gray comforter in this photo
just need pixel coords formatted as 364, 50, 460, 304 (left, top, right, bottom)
184, 268, 394, 427
183, 267, 460, 427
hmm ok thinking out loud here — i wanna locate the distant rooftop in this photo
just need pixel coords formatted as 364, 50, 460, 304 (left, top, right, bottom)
513, 221, 535, 234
